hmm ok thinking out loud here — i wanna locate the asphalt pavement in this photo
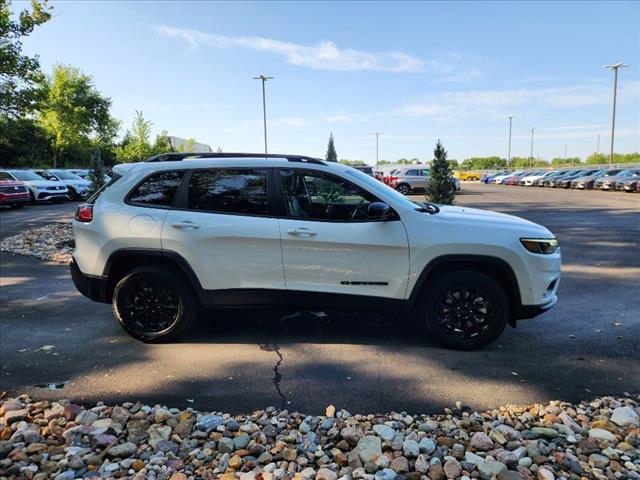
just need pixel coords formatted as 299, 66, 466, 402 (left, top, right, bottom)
1, 185, 638, 414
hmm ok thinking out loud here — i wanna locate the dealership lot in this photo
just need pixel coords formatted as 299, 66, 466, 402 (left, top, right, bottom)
0, 183, 638, 414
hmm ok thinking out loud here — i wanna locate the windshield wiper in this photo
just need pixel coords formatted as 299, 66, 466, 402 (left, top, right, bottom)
414, 201, 440, 214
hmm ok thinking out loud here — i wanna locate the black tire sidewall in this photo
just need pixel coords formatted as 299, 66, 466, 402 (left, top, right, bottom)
397, 184, 410, 195
420, 270, 509, 350
112, 267, 197, 343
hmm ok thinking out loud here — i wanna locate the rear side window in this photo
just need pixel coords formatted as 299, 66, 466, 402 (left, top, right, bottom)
128, 171, 184, 206
188, 169, 268, 215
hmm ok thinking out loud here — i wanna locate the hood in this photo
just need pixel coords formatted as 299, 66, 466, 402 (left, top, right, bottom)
23, 179, 66, 188
65, 179, 91, 187
436, 205, 547, 230
0, 180, 24, 187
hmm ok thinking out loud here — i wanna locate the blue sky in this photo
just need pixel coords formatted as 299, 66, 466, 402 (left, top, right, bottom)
22, 1, 640, 164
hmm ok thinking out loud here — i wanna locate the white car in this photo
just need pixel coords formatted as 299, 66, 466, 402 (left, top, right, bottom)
518, 170, 548, 186
32, 169, 91, 199
1, 170, 70, 202
492, 172, 513, 184
70, 153, 560, 350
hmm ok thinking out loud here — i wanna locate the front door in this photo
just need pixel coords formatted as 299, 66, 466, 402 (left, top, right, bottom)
277, 169, 410, 300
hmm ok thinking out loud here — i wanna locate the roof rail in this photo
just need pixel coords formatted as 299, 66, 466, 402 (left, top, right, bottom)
145, 152, 326, 165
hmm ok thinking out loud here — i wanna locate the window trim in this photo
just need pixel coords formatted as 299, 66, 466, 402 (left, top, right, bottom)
170, 167, 276, 218
274, 167, 399, 223
124, 169, 190, 209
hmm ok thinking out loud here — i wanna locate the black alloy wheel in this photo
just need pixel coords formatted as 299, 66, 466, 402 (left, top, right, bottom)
113, 267, 197, 342
420, 270, 509, 350
396, 184, 411, 195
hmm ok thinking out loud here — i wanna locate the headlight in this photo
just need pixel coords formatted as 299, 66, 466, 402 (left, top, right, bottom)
520, 238, 559, 255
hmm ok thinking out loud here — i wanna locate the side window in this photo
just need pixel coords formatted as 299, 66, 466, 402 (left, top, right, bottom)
405, 169, 418, 176
188, 169, 268, 215
421, 169, 430, 177
128, 171, 184, 206
281, 170, 379, 221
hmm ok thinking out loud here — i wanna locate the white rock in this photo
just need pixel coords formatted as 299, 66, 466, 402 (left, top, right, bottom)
610, 407, 639, 427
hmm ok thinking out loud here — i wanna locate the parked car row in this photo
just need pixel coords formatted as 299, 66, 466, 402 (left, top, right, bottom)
373, 166, 460, 195
0, 168, 95, 207
481, 167, 640, 192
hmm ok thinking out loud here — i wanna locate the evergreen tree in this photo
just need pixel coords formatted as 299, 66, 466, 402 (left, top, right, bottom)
426, 140, 455, 205
86, 144, 105, 196
325, 133, 337, 162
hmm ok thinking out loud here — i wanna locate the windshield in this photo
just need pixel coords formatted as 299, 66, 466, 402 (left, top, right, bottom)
345, 168, 417, 210
7, 170, 45, 181
51, 170, 83, 180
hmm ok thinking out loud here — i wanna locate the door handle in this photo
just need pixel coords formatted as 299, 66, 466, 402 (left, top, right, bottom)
171, 221, 200, 230
287, 228, 317, 237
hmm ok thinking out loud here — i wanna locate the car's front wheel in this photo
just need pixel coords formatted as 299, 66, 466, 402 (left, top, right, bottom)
419, 270, 509, 350
396, 183, 411, 195
112, 267, 198, 342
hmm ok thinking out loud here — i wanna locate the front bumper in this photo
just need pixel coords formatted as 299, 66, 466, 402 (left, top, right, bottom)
36, 191, 69, 201
517, 294, 558, 319
0, 194, 30, 205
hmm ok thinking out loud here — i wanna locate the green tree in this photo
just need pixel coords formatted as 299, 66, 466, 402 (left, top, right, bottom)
339, 159, 367, 166
114, 110, 154, 162
86, 144, 106, 196
325, 133, 337, 162
38, 64, 118, 167
551, 157, 581, 167
448, 159, 459, 168
0, 115, 52, 166
426, 140, 455, 205
0, 0, 52, 117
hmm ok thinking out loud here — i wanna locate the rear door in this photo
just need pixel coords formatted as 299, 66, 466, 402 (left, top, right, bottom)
277, 168, 410, 300
162, 168, 285, 294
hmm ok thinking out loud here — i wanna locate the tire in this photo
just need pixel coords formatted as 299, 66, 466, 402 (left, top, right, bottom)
29, 191, 36, 204
68, 188, 78, 200
112, 266, 198, 343
396, 184, 411, 195
419, 270, 509, 350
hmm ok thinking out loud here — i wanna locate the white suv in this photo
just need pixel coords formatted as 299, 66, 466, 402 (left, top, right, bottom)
70, 153, 561, 349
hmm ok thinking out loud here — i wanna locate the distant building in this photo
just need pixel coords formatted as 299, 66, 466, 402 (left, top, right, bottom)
168, 136, 212, 153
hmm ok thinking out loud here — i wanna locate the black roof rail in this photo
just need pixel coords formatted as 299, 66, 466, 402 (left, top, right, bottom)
145, 152, 326, 165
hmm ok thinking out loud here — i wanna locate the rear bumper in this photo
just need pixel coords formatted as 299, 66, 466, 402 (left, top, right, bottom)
69, 258, 107, 303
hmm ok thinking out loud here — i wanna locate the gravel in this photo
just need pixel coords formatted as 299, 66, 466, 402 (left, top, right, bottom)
1, 393, 638, 479
0, 222, 73, 264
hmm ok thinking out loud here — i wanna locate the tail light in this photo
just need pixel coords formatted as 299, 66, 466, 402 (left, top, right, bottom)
75, 204, 93, 222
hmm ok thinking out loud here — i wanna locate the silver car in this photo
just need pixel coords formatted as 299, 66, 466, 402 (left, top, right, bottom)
390, 167, 430, 194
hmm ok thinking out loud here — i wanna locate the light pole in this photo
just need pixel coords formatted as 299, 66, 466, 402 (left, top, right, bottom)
604, 62, 629, 167
253, 75, 273, 154
506, 115, 515, 168
597, 134, 601, 154
529, 127, 536, 168
373, 132, 382, 169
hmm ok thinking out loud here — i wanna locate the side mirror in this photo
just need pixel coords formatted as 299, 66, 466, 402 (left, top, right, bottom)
368, 202, 391, 220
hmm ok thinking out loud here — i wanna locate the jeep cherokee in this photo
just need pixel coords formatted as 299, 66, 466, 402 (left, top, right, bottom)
70, 153, 561, 350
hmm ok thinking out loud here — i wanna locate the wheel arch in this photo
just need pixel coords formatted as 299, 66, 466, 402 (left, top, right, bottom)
408, 254, 521, 326
101, 249, 204, 304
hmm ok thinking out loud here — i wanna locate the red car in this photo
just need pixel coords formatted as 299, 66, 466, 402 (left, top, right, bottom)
0, 171, 31, 207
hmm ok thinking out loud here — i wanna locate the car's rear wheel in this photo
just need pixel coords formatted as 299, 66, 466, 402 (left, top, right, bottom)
419, 270, 509, 350
396, 184, 411, 195
112, 267, 198, 343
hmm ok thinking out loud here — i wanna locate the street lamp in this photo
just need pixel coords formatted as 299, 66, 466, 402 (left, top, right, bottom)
603, 62, 629, 167
506, 115, 515, 168
529, 127, 536, 168
253, 75, 273, 154
373, 132, 382, 169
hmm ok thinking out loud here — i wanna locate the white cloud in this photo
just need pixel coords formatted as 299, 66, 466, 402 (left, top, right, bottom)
153, 25, 430, 73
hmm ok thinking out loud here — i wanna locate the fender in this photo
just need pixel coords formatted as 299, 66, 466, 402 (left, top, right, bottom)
406, 254, 522, 316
